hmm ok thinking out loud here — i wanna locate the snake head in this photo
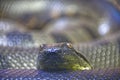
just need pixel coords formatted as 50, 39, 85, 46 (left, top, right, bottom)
37, 43, 92, 71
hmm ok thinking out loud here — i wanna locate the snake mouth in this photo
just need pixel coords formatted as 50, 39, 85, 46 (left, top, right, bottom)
37, 43, 92, 71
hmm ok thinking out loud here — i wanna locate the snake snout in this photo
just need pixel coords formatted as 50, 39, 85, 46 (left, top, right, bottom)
37, 43, 92, 71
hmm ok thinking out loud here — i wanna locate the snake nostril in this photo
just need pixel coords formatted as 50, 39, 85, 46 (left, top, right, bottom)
37, 43, 92, 71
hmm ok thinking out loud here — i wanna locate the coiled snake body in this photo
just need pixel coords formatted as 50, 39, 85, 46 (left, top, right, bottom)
0, 0, 120, 79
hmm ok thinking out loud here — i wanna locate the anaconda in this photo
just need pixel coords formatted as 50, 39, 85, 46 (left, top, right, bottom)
0, 0, 120, 79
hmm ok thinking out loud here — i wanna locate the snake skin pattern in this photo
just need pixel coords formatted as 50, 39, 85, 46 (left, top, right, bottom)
0, 0, 120, 79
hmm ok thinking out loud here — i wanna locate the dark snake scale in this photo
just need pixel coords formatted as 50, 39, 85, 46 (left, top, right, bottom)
0, 0, 120, 79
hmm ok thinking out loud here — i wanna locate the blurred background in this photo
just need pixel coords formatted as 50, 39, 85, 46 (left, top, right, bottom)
0, 0, 120, 47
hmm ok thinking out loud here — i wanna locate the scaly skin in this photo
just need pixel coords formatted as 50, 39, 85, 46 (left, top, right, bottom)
0, 0, 120, 79
0, 36, 120, 79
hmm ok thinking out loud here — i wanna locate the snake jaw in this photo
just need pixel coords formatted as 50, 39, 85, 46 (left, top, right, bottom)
37, 43, 92, 71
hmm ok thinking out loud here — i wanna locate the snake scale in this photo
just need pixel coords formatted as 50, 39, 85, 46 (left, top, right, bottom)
0, 0, 120, 79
